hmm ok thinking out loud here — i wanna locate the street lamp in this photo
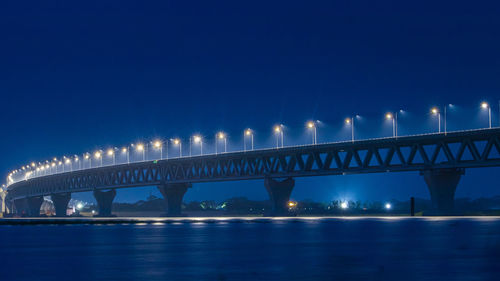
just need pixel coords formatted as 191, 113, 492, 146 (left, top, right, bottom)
244, 129, 254, 151
107, 148, 115, 165
307, 121, 317, 145
65, 157, 72, 171
274, 124, 284, 148
385, 113, 396, 137
153, 140, 163, 159
431, 107, 441, 133
172, 138, 182, 157
84, 153, 91, 168
191, 135, 203, 156
216, 132, 227, 154
136, 143, 145, 161
122, 147, 130, 164
75, 156, 80, 170
345, 117, 354, 142
481, 102, 491, 129
94, 151, 103, 167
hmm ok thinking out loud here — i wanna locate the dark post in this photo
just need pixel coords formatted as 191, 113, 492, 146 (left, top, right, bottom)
410, 197, 415, 216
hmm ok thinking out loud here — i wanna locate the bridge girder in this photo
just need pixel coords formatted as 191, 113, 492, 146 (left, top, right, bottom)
6, 129, 500, 201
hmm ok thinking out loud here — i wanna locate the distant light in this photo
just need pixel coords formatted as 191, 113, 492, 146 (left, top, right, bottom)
274, 125, 282, 133
431, 107, 439, 114
245, 129, 252, 136
45, 164, 50, 168
217, 132, 225, 139
74, 156, 79, 161
288, 201, 297, 207
84, 154, 90, 160
345, 118, 351, 124
385, 203, 392, 210
136, 144, 144, 151
58, 161, 62, 165
94, 151, 101, 158
481, 102, 489, 109
51, 163, 56, 167
76, 203, 83, 210
153, 140, 162, 148
307, 121, 315, 128
107, 149, 114, 156
122, 147, 127, 153
193, 135, 202, 143
340, 202, 348, 209
65, 159, 71, 164
385, 113, 393, 120
91, 210, 95, 214
173, 138, 180, 145
31, 162, 36, 167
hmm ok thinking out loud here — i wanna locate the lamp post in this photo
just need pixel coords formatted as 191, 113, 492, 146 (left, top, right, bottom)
307, 121, 317, 145
345, 117, 354, 142
107, 148, 115, 165
122, 147, 130, 164
244, 129, 254, 151
153, 140, 163, 159
274, 125, 284, 148
136, 144, 145, 161
75, 156, 81, 170
65, 158, 72, 171
172, 138, 182, 157
431, 107, 441, 133
85, 153, 91, 168
216, 132, 226, 154
385, 113, 395, 137
191, 135, 202, 156
481, 102, 491, 128
95, 151, 103, 167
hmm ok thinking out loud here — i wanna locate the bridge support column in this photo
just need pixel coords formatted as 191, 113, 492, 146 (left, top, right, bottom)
13, 198, 28, 216
26, 196, 44, 217
51, 193, 71, 217
93, 189, 116, 217
265, 177, 295, 216
422, 168, 464, 215
157, 183, 192, 216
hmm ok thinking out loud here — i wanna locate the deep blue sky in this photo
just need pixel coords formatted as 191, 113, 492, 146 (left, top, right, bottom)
1, 1, 499, 203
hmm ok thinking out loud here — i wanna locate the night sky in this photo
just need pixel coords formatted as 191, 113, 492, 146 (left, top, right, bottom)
1, 1, 499, 203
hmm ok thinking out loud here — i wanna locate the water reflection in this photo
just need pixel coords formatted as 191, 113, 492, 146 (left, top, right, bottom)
0, 218, 499, 280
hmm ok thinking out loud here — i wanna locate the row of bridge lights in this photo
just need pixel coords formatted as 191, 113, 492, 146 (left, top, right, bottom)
6, 101, 496, 184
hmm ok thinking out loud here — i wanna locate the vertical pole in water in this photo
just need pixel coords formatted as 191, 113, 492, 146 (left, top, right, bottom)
410, 197, 415, 216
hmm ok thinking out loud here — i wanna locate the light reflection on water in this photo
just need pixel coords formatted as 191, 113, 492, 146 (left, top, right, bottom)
0, 218, 499, 280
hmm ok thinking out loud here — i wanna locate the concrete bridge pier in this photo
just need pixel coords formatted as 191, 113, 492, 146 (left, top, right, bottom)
51, 193, 71, 217
26, 196, 44, 217
422, 168, 464, 215
93, 189, 116, 217
157, 183, 192, 216
265, 177, 295, 216
13, 198, 28, 216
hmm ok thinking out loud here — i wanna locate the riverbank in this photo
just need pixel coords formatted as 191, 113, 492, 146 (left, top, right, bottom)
1, 216, 500, 225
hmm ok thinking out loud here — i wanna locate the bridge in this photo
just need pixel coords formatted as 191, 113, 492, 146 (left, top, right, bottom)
5, 128, 500, 216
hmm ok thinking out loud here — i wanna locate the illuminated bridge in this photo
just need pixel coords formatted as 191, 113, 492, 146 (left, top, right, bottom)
5, 128, 500, 216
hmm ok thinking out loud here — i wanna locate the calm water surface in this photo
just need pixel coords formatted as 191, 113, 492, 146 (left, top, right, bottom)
1, 218, 499, 281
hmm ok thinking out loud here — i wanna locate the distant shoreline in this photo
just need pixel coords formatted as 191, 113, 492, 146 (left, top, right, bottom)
1, 216, 500, 225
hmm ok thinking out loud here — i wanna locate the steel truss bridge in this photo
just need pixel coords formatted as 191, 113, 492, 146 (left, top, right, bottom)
6, 128, 500, 216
